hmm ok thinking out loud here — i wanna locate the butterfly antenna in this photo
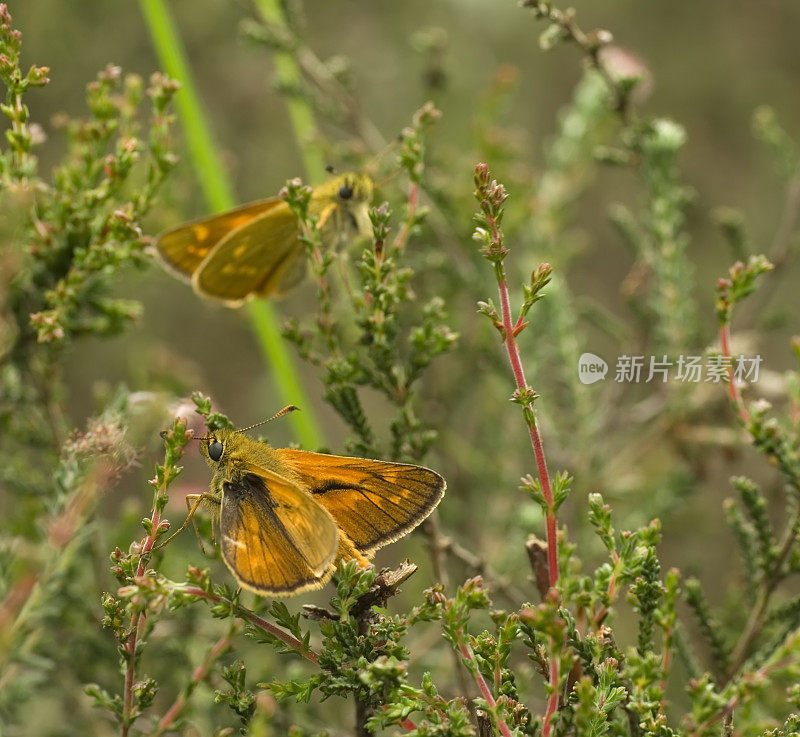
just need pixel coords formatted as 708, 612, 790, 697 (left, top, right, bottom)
364, 139, 401, 181
375, 168, 401, 188
164, 428, 209, 442
239, 405, 300, 434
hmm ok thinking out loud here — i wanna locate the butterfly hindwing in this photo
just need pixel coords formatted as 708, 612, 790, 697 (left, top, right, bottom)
192, 206, 304, 305
219, 465, 339, 596
275, 449, 446, 555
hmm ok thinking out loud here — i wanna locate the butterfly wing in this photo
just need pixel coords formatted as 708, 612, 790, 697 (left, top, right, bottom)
153, 199, 285, 281
219, 465, 339, 596
192, 206, 307, 306
275, 449, 446, 555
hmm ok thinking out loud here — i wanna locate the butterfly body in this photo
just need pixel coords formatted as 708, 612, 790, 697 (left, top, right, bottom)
195, 428, 445, 596
154, 173, 373, 306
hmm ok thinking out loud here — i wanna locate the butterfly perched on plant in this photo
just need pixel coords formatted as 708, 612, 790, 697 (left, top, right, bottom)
153, 173, 373, 307
162, 408, 445, 596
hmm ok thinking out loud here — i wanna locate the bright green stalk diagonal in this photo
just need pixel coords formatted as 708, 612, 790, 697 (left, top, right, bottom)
139, 0, 322, 448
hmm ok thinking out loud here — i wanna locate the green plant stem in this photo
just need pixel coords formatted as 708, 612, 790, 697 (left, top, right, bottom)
252, 0, 326, 181
138, 0, 322, 448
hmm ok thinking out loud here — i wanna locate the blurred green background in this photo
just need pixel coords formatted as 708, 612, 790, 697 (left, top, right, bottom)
5, 0, 800, 733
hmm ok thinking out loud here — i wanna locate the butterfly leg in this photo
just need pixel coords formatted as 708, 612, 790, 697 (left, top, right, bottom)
153, 493, 215, 550
185, 493, 209, 554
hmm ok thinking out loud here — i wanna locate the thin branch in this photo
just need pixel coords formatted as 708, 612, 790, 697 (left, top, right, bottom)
724, 508, 800, 682
446, 537, 528, 604
152, 623, 240, 736
474, 164, 561, 737
691, 655, 794, 737
767, 172, 800, 271
178, 586, 318, 664
521, 1, 631, 122
719, 323, 750, 424
457, 637, 514, 737
121, 504, 163, 737
394, 181, 419, 252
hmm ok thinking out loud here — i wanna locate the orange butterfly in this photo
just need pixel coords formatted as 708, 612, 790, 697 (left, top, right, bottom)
153, 174, 373, 306
164, 415, 445, 596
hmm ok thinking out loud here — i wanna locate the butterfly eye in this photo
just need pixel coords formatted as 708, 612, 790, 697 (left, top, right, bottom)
338, 184, 354, 200
208, 440, 223, 462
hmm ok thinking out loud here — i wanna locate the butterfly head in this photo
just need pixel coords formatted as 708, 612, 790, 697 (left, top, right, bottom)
334, 173, 373, 207
199, 428, 239, 467
323, 173, 373, 242
197, 406, 299, 469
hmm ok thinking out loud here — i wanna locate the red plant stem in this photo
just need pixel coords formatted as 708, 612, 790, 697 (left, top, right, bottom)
153, 628, 237, 736
496, 275, 559, 588
544, 657, 560, 737
458, 640, 514, 737
0, 575, 36, 632
719, 323, 750, 424
180, 586, 318, 664
493, 258, 560, 736
121, 504, 162, 737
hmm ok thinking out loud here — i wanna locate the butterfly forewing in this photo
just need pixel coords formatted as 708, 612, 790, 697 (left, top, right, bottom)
275, 449, 446, 555
192, 207, 304, 305
219, 467, 339, 595
153, 199, 284, 281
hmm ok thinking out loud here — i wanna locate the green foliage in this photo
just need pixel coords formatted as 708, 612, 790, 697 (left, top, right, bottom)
2, 1, 800, 736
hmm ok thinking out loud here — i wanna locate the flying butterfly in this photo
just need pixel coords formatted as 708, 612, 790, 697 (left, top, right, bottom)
153, 173, 374, 307
162, 408, 446, 596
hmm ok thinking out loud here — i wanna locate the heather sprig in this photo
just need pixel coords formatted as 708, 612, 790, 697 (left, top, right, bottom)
0, 3, 49, 182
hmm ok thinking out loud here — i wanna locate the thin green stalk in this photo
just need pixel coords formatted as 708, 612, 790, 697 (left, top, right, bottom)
252, 0, 327, 181
138, 0, 322, 447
